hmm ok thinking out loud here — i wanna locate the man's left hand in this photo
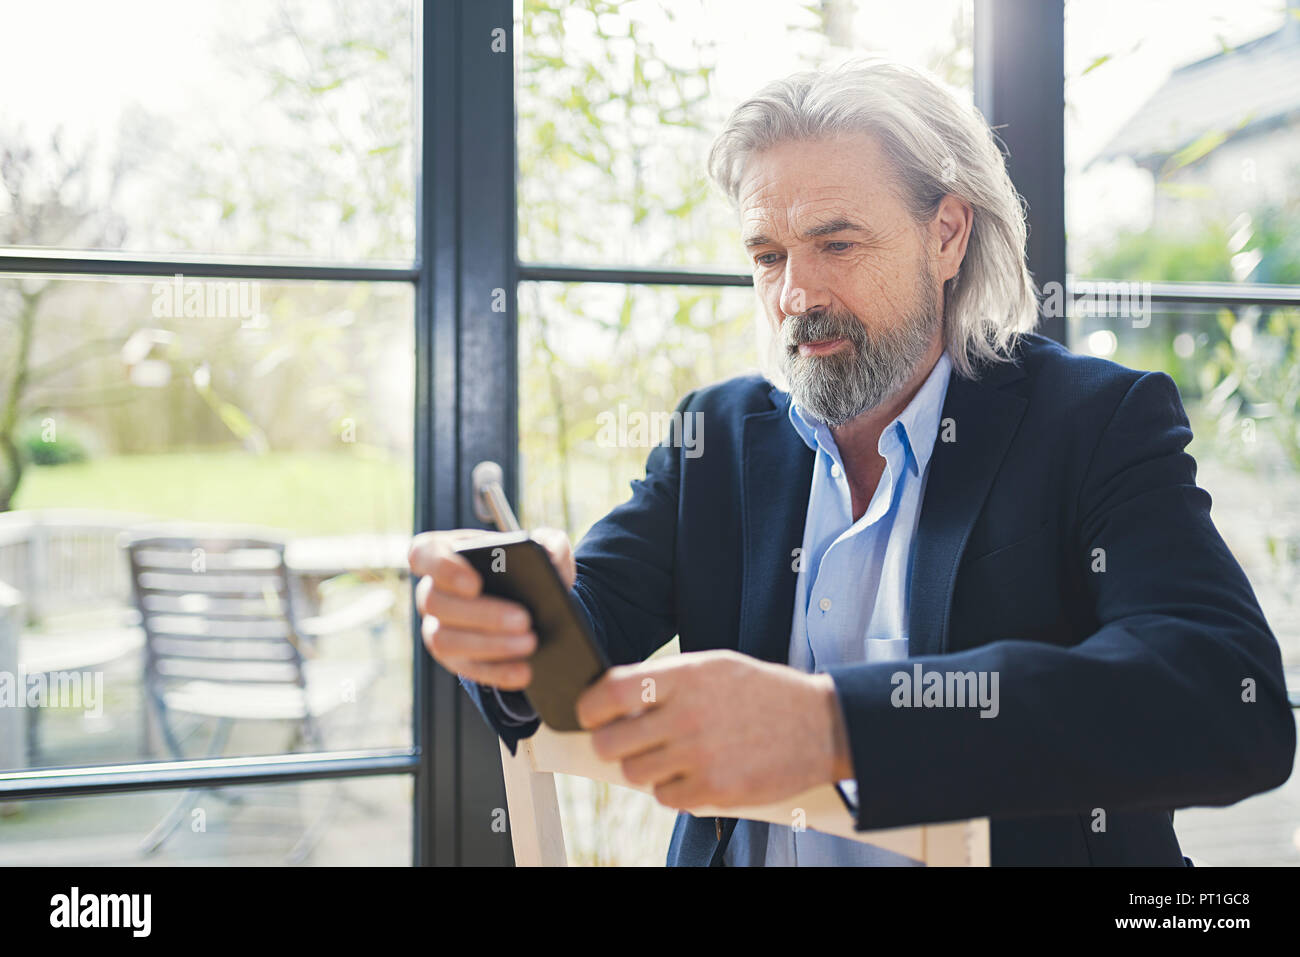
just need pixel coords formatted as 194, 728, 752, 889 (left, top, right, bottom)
575, 650, 854, 810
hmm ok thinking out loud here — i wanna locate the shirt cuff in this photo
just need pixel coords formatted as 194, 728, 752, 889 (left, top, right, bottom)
490, 686, 539, 726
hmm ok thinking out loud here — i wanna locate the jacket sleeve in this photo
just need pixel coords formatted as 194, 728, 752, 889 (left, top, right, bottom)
460, 389, 696, 753
567, 389, 696, 666
826, 371, 1296, 830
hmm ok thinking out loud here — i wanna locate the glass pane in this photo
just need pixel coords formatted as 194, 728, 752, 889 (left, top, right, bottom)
1070, 301, 1300, 686
519, 280, 761, 539
1066, 0, 1300, 284
0, 0, 415, 264
0, 275, 413, 773
0, 775, 411, 865
518, 279, 761, 864
1076, 304, 1300, 865
516, 0, 973, 271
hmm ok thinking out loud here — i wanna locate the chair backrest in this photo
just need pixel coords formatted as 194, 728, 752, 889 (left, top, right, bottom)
499, 724, 990, 866
125, 534, 307, 691
0, 509, 150, 623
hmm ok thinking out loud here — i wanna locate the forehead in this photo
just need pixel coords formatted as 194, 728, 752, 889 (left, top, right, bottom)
736, 133, 906, 236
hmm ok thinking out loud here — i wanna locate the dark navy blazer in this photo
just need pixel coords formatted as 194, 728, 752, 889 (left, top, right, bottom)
465, 333, 1295, 866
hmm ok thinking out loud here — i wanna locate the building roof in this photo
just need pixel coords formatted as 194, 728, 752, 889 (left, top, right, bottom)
1090, 16, 1300, 169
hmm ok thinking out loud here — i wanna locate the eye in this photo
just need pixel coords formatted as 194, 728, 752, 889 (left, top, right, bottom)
826, 241, 854, 252
754, 252, 783, 267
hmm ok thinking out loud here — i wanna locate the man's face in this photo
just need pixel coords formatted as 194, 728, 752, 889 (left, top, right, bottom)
737, 133, 943, 426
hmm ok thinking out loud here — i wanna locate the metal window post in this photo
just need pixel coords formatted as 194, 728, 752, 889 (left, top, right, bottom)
414, 0, 517, 866
975, 0, 1067, 345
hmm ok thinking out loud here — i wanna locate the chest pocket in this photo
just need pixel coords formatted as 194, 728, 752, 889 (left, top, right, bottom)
951, 526, 1063, 648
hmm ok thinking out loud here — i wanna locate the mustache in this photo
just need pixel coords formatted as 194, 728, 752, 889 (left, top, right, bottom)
783, 309, 863, 348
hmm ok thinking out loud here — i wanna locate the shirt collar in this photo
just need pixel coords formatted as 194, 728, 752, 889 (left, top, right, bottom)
788, 350, 953, 476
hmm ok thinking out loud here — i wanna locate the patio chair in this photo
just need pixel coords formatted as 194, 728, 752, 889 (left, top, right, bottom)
125, 531, 394, 861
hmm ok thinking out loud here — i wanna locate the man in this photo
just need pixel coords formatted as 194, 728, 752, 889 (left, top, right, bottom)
409, 60, 1295, 865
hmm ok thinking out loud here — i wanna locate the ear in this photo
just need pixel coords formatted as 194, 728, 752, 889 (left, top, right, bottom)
930, 194, 973, 283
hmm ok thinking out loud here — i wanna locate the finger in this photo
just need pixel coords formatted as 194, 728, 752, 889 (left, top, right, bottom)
416, 555, 485, 610
424, 589, 530, 633
408, 532, 443, 576
428, 552, 482, 600
652, 774, 706, 811
576, 664, 661, 730
590, 705, 678, 763
425, 620, 536, 663
445, 656, 533, 691
619, 743, 695, 789
409, 530, 492, 590
408, 531, 473, 577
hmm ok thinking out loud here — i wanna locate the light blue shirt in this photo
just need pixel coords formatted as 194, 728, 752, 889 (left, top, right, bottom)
724, 350, 953, 866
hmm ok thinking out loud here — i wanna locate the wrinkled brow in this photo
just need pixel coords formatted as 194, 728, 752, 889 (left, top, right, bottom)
743, 218, 878, 248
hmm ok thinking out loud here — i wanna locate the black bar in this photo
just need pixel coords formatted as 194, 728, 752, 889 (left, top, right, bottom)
0, 749, 416, 801
519, 263, 752, 287
0, 252, 417, 283
975, 0, 1066, 345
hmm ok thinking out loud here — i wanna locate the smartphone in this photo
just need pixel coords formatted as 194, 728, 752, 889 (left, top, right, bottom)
454, 530, 610, 731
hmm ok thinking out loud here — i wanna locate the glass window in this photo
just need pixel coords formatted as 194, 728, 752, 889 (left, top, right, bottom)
1066, 0, 1300, 284
0, 0, 415, 264
0, 276, 413, 773
1070, 298, 1300, 864
0, 775, 411, 865
518, 280, 761, 538
517, 0, 973, 271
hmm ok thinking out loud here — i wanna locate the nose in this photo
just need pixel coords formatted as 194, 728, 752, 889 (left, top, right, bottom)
778, 254, 830, 319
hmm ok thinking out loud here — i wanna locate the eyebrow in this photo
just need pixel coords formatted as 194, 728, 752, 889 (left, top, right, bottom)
743, 219, 875, 248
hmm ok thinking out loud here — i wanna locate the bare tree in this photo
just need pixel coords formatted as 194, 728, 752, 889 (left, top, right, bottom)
0, 129, 131, 510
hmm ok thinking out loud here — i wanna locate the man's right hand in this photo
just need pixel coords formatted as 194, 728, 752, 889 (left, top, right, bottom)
408, 527, 575, 691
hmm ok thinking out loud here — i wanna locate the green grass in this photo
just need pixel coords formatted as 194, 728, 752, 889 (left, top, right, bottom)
13, 450, 412, 535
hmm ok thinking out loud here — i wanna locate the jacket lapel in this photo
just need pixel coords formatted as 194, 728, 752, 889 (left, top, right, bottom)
738, 387, 815, 665
908, 359, 1028, 658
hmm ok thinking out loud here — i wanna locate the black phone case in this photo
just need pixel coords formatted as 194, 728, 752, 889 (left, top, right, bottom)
455, 531, 610, 731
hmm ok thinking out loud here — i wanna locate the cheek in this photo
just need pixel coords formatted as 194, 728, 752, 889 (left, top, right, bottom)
754, 278, 784, 319
838, 255, 917, 323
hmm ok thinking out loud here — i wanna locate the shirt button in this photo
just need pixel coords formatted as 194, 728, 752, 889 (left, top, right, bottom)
830, 464, 841, 478
819, 597, 832, 612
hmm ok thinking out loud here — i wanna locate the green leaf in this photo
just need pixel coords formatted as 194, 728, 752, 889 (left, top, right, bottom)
1081, 54, 1111, 76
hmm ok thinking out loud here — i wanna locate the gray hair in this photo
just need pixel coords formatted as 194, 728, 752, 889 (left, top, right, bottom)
707, 58, 1038, 379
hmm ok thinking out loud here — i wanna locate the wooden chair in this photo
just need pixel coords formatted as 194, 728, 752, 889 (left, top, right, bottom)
500, 724, 990, 866
125, 529, 393, 860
